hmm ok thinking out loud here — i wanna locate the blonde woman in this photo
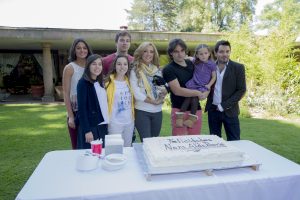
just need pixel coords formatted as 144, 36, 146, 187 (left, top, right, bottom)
130, 42, 167, 142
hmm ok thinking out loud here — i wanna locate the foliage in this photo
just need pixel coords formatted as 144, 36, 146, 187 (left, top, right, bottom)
126, 0, 150, 30
127, 0, 257, 32
223, 19, 300, 116
126, 0, 180, 31
159, 54, 170, 67
0, 64, 14, 76
159, 0, 180, 31
223, 25, 264, 86
256, 0, 300, 115
179, 0, 208, 32
258, 0, 300, 34
29, 75, 43, 85
209, 0, 257, 31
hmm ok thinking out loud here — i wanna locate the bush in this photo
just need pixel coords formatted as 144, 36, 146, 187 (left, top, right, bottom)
223, 25, 300, 116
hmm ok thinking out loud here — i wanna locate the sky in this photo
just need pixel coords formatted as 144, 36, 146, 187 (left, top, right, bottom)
0, 0, 274, 30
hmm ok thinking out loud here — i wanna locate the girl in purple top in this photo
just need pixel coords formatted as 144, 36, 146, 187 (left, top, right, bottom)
176, 44, 217, 128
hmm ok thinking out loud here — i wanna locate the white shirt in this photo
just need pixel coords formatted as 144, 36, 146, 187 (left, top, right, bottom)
213, 64, 227, 112
94, 82, 109, 124
130, 69, 163, 113
69, 62, 85, 111
111, 80, 133, 124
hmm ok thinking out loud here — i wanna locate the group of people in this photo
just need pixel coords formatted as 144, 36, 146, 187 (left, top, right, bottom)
62, 30, 246, 150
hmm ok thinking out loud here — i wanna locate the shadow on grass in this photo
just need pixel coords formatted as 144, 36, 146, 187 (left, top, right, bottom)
240, 117, 300, 164
0, 104, 70, 200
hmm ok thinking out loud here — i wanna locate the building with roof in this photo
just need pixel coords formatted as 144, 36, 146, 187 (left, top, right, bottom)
0, 26, 222, 101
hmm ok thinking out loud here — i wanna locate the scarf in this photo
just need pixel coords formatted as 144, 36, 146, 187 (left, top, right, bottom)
139, 63, 158, 100
105, 74, 135, 119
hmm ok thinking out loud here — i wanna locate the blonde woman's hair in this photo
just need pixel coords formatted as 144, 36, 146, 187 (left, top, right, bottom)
132, 42, 160, 83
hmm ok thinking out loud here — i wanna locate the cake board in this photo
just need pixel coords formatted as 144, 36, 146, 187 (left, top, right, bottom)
133, 143, 261, 181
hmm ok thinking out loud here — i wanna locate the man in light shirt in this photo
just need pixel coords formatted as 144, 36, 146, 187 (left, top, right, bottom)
205, 40, 246, 141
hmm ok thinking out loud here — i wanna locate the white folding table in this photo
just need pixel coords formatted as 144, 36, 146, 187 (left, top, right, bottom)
16, 140, 300, 200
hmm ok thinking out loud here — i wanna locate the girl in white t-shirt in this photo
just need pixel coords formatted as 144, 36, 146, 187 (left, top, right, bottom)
105, 55, 135, 147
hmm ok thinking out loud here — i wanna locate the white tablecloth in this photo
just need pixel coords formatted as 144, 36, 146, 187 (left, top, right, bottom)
16, 140, 300, 200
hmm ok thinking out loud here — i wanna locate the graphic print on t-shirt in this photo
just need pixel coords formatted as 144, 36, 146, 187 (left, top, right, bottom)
117, 90, 131, 113
111, 80, 132, 124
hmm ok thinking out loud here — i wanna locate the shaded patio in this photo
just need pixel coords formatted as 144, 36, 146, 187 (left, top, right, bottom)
0, 93, 64, 104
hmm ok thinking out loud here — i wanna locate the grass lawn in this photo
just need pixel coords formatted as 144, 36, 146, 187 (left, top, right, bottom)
0, 103, 299, 200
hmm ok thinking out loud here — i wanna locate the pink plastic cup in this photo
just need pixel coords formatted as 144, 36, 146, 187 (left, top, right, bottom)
91, 139, 102, 156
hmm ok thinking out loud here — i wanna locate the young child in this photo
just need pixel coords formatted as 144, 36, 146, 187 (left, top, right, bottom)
176, 44, 217, 128
76, 54, 109, 149
105, 55, 135, 147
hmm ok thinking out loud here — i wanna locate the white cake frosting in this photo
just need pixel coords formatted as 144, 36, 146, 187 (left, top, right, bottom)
143, 135, 245, 171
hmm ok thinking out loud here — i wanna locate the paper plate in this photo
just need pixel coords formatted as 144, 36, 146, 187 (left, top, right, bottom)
102, 154, 127, 171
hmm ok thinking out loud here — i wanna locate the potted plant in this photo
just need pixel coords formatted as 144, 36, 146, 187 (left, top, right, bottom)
29, 75, 44, 98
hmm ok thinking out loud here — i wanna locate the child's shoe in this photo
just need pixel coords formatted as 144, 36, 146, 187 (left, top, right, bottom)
183, 114, 198, 128
175, 112, 184, 127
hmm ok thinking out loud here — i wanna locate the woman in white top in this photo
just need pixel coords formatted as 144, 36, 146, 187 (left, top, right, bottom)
62, 38, 93, 149
105, 55, 135, 147
130, 42, 167, 142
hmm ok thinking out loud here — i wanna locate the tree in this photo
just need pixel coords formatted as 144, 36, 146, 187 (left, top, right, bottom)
160, 0, 180, 31
258, 0, 300, 33
209, 0, 257, 31
126, 0, 179, 31
127, 0, 256, 32
223, 0, 300, 115
179, 0, 208, 32
258, 0, 300, 114
126, 0, 154, 30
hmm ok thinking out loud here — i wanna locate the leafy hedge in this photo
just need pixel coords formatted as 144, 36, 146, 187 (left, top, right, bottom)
223, 25, 300, 116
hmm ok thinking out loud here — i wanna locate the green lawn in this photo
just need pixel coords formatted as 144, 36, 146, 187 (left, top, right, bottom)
0, 104, 299, 200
